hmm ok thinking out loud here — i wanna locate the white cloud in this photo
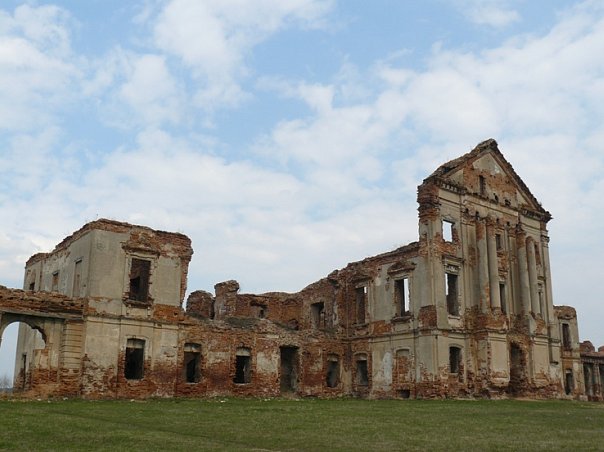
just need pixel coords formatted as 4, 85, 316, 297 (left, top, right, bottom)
454, 0, 520, 28
151, 0, 334, 109
0, 5, 79, 131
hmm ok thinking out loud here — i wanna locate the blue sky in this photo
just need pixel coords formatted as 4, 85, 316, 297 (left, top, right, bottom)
1, 0, 603, 380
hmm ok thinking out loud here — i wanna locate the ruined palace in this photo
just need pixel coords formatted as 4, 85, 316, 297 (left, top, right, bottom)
1, 139, 602, 400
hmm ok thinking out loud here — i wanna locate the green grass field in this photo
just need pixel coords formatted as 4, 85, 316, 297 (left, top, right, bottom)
0, 398, 602, 451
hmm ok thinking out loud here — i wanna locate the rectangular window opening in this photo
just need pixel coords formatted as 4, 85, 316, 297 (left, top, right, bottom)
479, 175, 486, 196
183, 343, 201, 383
495, 233, 503, 250
562, 323, 571, 350
129, 258, 151, 302
446, 272, 459, 316
326, 355, 340, 388
499, 283, 507, 314
355, 358, 369, 386
124, 338, 145, 380
311, 302, 325, 329
443, 220, 454, 242
51, 271, 59, 292
395, 278, 408, 316
234, 347, 251, 384
564, 370, 574, 395
355, 286, 367, 324
449, 347, 461, 374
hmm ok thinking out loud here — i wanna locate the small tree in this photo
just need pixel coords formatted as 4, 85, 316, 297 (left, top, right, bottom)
0, 374, 12, 390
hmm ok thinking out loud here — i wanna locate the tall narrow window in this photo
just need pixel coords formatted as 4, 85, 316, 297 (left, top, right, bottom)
51, 271, 59, 292
326, 355, 340, 388
311, 302, 325, 329
443, 220, 454, 242
495, 233, 503, 250
124, 338, 145, 380
183, 343, 201, 383
479, 175, 486, 196
449, 346, 461, 374
129, 258, 151, 302
564, 370, 574, 395
446, 272, 459, 316
562, 323, 571, 350
395, 278, 408, 316
499, 283, 507, 314
355, 286, 367, 324
538, 285, 544, 316
73, 259, 82, 297
355, 356, 369, 386
234, 347, 251, 384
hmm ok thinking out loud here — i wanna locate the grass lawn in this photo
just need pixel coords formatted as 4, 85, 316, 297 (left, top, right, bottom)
0, 398, 602, 451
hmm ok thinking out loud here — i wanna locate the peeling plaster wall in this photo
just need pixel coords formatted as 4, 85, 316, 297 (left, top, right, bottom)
2, 140, 601, 401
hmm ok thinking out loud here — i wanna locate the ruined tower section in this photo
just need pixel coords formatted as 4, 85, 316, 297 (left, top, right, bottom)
415, 139, 563, 397
17, 219, 194, 398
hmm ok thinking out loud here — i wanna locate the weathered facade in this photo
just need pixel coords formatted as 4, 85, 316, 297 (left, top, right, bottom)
1, 139, 600, 399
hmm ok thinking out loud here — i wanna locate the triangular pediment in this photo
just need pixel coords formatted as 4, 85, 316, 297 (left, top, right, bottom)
424, 139, 550, 220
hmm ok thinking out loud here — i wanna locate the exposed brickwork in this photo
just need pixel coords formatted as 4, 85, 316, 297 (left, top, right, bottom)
1, 139, 601, 402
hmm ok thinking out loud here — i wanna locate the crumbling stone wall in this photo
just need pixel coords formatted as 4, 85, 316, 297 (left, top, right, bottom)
2, 139, 601, 401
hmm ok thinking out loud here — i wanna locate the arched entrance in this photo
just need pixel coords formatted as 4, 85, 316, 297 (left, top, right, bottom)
0, 318, 47, 392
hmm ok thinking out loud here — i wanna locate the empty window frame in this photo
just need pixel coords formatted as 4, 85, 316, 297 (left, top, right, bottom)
445, 271, 459, 316
562, 323, 572, 350
443, 220, 454, 242
183, 343, 201, 383
51, 271, 59, 292
495, 233, 503, 250
355, 355, 369, 386
449, 346, 462, 374
564, 370, 574, 395
129, 258, 151, 302
394, 278, 409, 316
326, 355, 340, 388
499, 283, 507, 314
234, 347, 251, 384
479, 175, 486, 196
124, 338, 145, 380
311, 302, 325, 329
538, 284, 545, 316
355, 286, 367, 324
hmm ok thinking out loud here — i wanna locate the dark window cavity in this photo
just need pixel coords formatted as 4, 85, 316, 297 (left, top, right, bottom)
564, 370, 574, 395
449, 346, 461, 374
355, 286, 367, 324
124, 338, 145, 380
446, 272, 459, 316
183, 343, 201, 383
499, 283, 507, 314
355, 356, 369, 386
326, 355, 340, 388
234, 347, 251, 384
129, 258, 151, 302
562, 323, 572, 350
311, 302, 325, 329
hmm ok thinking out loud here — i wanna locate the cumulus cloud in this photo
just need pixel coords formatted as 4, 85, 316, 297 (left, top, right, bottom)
0, 4, 79, 131
151, 0, 334, 109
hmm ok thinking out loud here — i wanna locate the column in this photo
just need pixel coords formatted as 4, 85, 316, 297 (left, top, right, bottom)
526, 236, 540, 315
476, 217, 490, 313
486, 217, 501, 310
516, 226, 531, 314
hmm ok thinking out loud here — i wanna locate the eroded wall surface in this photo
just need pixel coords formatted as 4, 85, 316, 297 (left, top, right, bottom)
3, 140, 600, 400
